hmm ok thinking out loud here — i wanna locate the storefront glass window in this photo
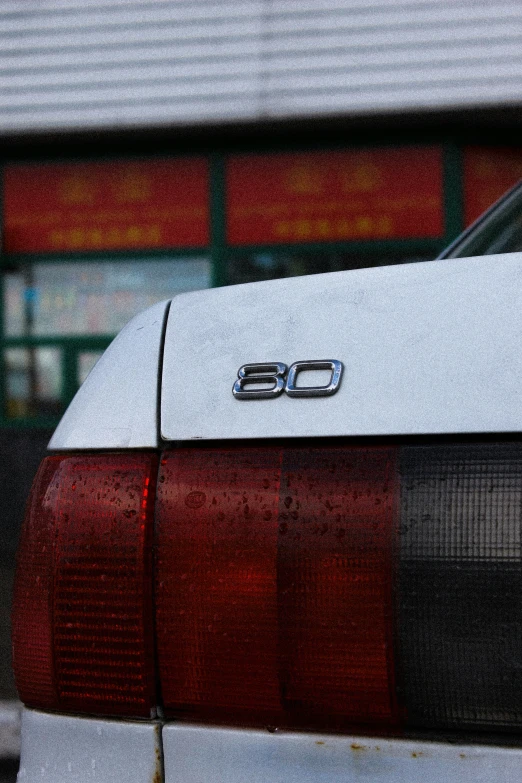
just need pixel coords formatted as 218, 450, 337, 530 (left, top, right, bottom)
4, 347, 62, 419
78, 351, 104, 386
5, 257, 210, 337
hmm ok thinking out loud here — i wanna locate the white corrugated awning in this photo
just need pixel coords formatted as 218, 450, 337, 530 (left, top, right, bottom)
0, 0, 521, 133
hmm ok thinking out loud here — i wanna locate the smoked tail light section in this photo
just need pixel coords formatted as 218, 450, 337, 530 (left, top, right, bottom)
12, 452, 158, 718
397, 444, 522, 732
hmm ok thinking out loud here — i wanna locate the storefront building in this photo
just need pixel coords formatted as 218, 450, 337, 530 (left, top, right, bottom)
2, 144, 522, 427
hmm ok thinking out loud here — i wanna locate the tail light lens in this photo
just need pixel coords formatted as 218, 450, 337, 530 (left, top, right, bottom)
155, 447, 398, 730
398, 444, 522, 730
155, 443, 522, 734
12, 441, 522, 735
12, 452, 158, 718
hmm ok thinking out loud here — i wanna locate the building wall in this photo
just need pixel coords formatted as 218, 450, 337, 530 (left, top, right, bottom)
0, 427, 52, 698
1, 0, 522, 135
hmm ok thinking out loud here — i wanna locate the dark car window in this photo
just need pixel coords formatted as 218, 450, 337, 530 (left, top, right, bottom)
441, 181, 522, 259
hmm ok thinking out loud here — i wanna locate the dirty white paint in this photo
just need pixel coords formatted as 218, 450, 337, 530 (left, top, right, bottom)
49, 299, 170, 451
163, 723, 522, 783
18, 709, 162, 782
161, 253, 522, 441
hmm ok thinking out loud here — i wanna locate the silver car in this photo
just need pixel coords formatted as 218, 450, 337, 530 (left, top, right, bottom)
11, 183, 522, 783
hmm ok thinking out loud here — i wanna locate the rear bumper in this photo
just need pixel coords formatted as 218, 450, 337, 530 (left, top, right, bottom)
163, 724, 522, 783
18, 708, 522, 783
18, 709, 162, 782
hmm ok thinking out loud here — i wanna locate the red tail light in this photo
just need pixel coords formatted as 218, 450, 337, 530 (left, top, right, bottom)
155, 446, 398, 730
12, 442, 522, 735
12, 453, 158, 718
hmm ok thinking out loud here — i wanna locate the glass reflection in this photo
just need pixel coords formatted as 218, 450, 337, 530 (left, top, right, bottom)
78, 351, 104, 386
5, 257, 211, 337
5, 347, 62, 419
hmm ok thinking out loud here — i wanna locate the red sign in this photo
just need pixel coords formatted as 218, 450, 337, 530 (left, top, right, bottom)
226, 147, 444, 245
464, 147, 522, 226
3, 158, 210, 253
